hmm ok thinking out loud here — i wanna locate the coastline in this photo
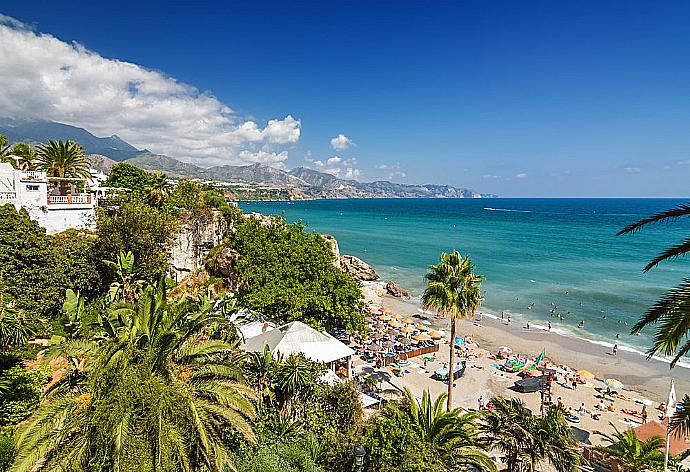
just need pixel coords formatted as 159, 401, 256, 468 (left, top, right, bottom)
363, 282, 687, 402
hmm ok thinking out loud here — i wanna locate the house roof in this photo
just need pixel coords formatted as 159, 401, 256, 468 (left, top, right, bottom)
633, 420, 690, 456
242, 321, 355, 364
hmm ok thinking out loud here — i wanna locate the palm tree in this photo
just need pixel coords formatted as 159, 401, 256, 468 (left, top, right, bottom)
11, 143, 37, 170
0, 294, 39, 351
422, 251, 483, 411
617, 203, 690, 365
595, 424, 665, 471
481, 397, 578, 472
12, 281, 256, 472
146, 172, 172, 208
397, 388, 496, 472
35, 139, 91, 181
0, 135, 11, 164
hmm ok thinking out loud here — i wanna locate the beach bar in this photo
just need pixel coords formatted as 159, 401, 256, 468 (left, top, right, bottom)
242, 321, 355, 379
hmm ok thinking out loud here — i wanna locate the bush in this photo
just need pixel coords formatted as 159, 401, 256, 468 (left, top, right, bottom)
0, 428, 14, 472
228, 217, 364, 331
95, 197, 178, 281
0, 365, 51, 426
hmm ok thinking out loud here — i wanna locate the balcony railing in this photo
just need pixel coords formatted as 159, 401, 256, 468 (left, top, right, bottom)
0, 192, 17, 201
21, 171, 45, 181
48, 194, 92, 205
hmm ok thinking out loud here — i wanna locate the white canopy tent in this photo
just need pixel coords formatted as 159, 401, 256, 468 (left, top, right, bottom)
242, 321, 356, 379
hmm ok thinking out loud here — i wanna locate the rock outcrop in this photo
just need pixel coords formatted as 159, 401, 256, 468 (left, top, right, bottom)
322, 234, 340, 268
386, 281, 410, 298
340, 255, 379, 281
168, 210, 229, 281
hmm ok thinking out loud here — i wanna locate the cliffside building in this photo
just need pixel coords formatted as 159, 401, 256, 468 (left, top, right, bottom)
0, 163, 101, 233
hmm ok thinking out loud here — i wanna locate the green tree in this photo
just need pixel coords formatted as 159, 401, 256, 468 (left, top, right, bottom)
10, 143, 36, 170
146, 173, 172, 208
228, 217, 363, 331
12, 283, 256, 472
422, 251, 483, 411
0, 136, 11, 165
397, 388, 495, 472
103, 250, 145, 303
595, 424, 665, 472
35, 140, 91, 179
170, 179, 204, 211
95, 198, 178, 281
0, 296, 39, 352
104, 162, 153, 190
481, 397, 579, 472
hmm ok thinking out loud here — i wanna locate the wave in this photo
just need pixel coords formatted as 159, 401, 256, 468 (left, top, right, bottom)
483, 207, 532, 213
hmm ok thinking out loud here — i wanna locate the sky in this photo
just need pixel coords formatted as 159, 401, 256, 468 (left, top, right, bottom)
1, 1, 690, 197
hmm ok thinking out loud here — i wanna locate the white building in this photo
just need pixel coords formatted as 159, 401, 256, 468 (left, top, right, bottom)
0, 163, 98, 233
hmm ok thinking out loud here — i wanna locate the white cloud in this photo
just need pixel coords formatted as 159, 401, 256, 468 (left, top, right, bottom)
515, 173, 528, 179
0, 15, 300, 167
387, 171, 407, 180
624, 167, 641, 173
310, 155, 360, 179
330, 133, 354, 151
482, 174, 502, 179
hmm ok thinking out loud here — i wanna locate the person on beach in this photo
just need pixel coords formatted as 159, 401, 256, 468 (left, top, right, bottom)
571, 379, 578, 390
642, 405, 648, 424
557, 397, 564, 410
478, 395, 484, 410
613, 343, 618, 356
526, 321, 530, 331
548, 321, 552, 332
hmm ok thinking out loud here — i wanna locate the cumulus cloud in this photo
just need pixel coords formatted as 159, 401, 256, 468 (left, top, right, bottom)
309, 155, 360, 179
330, 133, 354, 151
515, 173, 528, 179
0, 15, 300, 167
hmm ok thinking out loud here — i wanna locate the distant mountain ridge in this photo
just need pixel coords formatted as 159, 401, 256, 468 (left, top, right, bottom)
5, 119, 495, 198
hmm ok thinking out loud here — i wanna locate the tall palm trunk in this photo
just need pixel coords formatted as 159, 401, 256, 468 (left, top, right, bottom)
447, 317, 456, 411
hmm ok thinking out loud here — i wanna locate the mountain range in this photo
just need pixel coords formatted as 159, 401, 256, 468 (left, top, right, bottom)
0, 118, 496, 198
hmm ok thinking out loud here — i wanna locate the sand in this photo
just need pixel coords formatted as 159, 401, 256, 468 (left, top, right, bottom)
356, 285, 690, 445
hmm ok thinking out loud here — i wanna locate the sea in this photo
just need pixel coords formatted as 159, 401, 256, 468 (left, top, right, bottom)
239, 198, 690, 367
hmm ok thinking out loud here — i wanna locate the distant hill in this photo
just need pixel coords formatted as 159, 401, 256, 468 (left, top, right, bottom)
0, 119, 141, 161
1, 119, 495, 198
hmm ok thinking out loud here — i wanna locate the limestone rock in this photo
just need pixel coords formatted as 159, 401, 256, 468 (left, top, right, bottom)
386, 281, 410, 298
340, 255, 379, 281
322, 234, 340, 267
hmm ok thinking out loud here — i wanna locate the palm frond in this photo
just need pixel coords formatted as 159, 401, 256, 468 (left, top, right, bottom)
617, 203, 690, 235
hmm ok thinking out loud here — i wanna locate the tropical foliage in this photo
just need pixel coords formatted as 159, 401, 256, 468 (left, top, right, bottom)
12, 280, 257, 472
595, 424, 665, 472
422, 251, 483, 410
481, 397, 579, 472
35, 140, 91, 179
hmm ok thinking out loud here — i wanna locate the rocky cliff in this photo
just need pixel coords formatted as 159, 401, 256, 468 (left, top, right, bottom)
168, 210, 229, 281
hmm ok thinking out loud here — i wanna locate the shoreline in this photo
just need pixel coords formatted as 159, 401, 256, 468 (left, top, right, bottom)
363, 282, 687, 402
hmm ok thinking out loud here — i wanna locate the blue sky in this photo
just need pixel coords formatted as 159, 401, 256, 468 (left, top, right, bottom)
2, 1, 690, 197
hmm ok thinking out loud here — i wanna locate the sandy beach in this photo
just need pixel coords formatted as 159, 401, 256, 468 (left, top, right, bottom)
357, 283, 690, 446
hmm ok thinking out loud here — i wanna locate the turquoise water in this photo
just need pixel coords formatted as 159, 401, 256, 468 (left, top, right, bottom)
239, 198, 690, 363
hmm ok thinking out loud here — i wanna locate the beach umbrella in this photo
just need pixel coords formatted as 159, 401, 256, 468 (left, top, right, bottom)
428, 330, 444, 339
400, 325, 415, 334
378, 314, 391, 321
577, 370, 595, 380
383, 340, 395, 349
398, 337, 412, 345
402, 317, 415, 324
415, 323, 427, 331
378, 307, 386, 313
498, 346, 512, 355
386, 329, 399, 336
367, 342, 383, 351
390, 313, 402, 320
388, 320, 402, 328
373, 333, 385, 340
604, 378, 624, 390
413, 333, 432, 342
